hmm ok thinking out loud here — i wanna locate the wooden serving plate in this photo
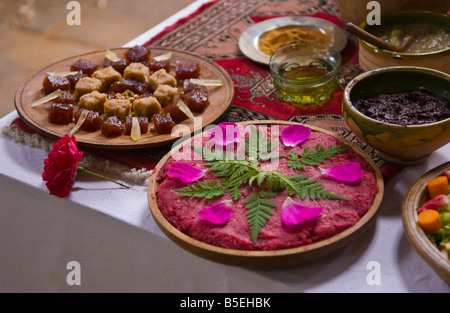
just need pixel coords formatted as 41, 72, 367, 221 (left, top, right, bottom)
402, 162, 450, 284
147, 121, 385, 267
14, 47, 234, 149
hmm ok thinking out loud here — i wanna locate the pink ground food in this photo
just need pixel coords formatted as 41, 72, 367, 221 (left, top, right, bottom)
156, 125, 379, 251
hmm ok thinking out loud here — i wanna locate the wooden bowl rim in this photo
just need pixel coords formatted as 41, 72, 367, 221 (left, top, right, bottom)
401, 161, 450, 283
14, 47, 234, 150
147, 120, 385, 266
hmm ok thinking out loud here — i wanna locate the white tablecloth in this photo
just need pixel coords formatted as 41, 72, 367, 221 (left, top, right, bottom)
1, 0, 449, 293
2, 112, 449, 293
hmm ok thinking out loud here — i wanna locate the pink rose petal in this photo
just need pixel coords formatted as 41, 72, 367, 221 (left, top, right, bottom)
321, 162, 364, 184
198, 200, 233, 225
167, 162, 204, 183
281, 124, 312, 147
281, 197, 323, 226
207, 122, 241, 146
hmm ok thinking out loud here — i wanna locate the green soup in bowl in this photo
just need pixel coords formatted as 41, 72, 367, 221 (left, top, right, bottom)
358, 10, 450, 74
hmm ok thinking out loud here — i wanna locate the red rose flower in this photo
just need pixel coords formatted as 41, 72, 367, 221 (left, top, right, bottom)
42, 135, 130, 198
42, 134, 83, 198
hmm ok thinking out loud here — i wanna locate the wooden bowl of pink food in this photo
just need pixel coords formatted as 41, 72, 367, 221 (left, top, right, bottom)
147, 121, 384, 267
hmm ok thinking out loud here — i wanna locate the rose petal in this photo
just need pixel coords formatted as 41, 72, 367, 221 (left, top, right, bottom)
198, 200, 233, 225
167, 162, 204, 183
42, 135, 83, 198
207, 122, 240, 146
45, 167, 77, 198
321, 162, 364, 184
281, 197, 323, 226
281, 124, 312, 147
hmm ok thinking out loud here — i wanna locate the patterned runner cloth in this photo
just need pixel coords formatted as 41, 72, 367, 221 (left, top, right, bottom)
141, 0, 403, 179
7, 0, 404, 181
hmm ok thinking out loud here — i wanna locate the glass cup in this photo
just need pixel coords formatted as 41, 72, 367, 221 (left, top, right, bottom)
269, 43, 342, 105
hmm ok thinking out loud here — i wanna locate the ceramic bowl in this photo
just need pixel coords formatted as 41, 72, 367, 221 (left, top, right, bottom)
402, 162, 450, 284
342, 66, 450, 165
335, 0, 449, 25
357, 10, 450, 74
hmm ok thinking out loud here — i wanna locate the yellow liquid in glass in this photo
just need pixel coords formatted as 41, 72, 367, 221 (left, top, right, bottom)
274, 58, 337, 105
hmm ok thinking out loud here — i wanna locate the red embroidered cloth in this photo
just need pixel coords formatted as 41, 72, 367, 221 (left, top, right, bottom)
146, 0, 403, 180
13, 0, 404, 180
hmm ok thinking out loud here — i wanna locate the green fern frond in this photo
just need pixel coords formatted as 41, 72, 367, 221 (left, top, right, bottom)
288, 144, 349, 170
171, 181, 227, 199
172, 139, 351, 244
245, 125, 279, 161
244, 192, 278, 243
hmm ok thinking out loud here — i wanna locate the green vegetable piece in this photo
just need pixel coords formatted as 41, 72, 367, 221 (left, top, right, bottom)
244, 191, 278, 243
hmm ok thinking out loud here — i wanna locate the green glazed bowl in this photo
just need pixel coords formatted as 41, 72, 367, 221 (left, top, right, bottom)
358, 10, 450, 74
342, 66, 450, 165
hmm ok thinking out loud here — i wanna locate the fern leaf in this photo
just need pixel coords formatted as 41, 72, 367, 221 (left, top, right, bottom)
244, 125, 280, 161
288, 144, 349, 170
314, 190, 348, 200
291, 175, 349, 201
230, 187, 242, 201
191, 144, 225, 162
244, 191, 278, 243
171, 181, 227, 199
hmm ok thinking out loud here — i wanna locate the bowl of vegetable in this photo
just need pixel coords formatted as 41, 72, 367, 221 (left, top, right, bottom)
402, 162, 450, 284
357, 10, 450, 74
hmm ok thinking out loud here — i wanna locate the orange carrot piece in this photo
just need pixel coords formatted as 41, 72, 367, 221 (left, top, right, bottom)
427, 176, 449, 198
418, 209, 442, 233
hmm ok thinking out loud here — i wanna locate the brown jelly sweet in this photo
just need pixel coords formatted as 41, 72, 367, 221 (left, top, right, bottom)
66, 72, 88, 90
182, 89, 209, 113
148, 57, 170, 72
152, 113, 176, 134
183, 79, 206, 94
124, 46, 150, 64
74, 110, 103, 131
70, 58, 99, 76
42, 75, 71, 94
175, 60, 200, 80
162, 103, 188, 123
55, 90, 75, 105
48, 102, 73, 125
102, 116, 124, 137
103, 57, 128, 74
124, 115, 149, 135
